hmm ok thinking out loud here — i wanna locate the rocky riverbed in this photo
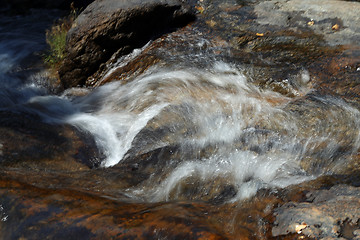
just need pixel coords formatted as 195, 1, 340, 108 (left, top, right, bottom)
1, 0, 360, 239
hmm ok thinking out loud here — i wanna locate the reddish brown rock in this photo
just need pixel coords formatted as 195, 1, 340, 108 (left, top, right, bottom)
0, 176, 230, 240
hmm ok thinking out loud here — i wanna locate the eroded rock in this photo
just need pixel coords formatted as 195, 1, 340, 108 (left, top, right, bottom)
59, 0, 195, 88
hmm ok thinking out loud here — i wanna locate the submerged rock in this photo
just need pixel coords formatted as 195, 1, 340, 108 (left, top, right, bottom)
0, 176, 230, 240
59, 0, 195, 88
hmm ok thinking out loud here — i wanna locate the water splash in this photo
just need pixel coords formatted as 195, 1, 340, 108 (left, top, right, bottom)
0, 204, 8, 222
58, 63, 303, 201
76, 62, 358, 202
146, 150, 310, 202
66, 62, 289, 165
67, 102, 168, 167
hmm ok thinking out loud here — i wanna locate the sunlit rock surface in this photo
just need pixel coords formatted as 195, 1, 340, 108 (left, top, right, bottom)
255, 0, 360, 46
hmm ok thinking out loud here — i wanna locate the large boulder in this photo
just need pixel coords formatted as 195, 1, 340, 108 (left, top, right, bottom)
58, 0, 195, 88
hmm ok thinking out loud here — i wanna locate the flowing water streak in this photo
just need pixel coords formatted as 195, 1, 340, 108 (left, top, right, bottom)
67, 62, 289, 165
0, 9, 64, 109
63, 62, 322, 201
89, 62, 359, 203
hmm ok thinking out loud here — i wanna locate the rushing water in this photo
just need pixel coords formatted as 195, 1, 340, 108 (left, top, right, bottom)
68, 62, 360, 202
0, 9, 68, 118
1, 9, 360, 204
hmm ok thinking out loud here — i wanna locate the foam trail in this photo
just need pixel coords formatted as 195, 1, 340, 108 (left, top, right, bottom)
61, 62, 360, 202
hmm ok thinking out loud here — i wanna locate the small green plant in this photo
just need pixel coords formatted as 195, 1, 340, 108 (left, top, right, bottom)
44, 24, 68, 65
44, 3, 77, 68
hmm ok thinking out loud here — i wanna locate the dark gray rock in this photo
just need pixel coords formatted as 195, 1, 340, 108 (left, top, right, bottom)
58, 0, 195, 88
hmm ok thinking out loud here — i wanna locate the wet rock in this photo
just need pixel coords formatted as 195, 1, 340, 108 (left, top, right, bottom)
272, 185, 360, 239
284, 94, 360, 175
78, 0, 360, 98
59, 0, 195, 88
0, 110, 100, 170
87, 50, 161, 87
86, 0, 355, 97
2, 162, 359, 239
311, 47, 360, 108
167, 175, 237, 203
0, 177, 229, 240
85, 26, 222, 87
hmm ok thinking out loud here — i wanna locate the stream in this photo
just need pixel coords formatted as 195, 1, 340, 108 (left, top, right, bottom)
1, 3, 360, 239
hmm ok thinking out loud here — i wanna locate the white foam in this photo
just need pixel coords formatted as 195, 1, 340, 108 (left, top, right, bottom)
63, 62, 360, 202
67, 103, 168, 167
145, 149, 311, 202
